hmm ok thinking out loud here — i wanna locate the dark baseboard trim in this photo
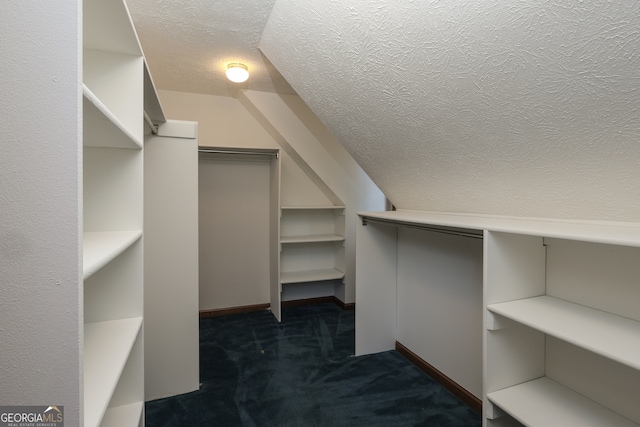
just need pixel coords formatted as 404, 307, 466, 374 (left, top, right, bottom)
282, 296, 355, 310
333, 297, 355, 310
282, 296, 335, 308
199, 297, 355, 319
395, 341, 482, 414
199, 303, 270, 318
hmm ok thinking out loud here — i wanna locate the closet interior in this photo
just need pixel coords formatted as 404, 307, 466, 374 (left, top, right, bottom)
356, 210, 640, 427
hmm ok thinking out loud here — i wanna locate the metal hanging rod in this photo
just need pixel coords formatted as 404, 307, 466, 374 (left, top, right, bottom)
198, 148, 279, 158
361, 216, 483, 240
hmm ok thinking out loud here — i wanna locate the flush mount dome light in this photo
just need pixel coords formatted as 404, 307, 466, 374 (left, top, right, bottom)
226, 63, 249, 83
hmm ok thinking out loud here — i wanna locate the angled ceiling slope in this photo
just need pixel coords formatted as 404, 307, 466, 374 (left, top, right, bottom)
260, 1, 640, 221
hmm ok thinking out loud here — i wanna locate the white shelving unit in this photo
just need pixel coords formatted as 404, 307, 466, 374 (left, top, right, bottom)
83, 0, 145, 425
355, 210, 640, 427
485, 231, 640, 427
280, 206, 346, 286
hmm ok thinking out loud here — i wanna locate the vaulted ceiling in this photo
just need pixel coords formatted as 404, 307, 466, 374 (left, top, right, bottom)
129, 0, 640, 220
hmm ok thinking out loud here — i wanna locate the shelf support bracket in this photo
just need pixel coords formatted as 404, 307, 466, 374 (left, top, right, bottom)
144, 111, 159, 135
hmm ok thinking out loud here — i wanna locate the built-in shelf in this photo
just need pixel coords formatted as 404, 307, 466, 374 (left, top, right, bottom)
280, 205, 345, 285
280, 268, 345, 284
84, 317, 143, 427
357, 210, 640, 426
282, 205, 345, 210
280, 234, 345, 244
82, 0, 146, 424
488, 377, 639, 427
488, 295, 640, 370
83, 85, 143, 149
359, 210, 640, 247
280, 204, 346, 290
83, 231, 142, 280
100, 402, 144, 427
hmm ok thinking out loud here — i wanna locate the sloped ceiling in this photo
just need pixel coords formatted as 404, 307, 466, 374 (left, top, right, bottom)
260, 1, 640, 221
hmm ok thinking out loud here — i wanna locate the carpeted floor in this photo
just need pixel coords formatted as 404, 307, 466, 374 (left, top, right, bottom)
145, 303, 481, 426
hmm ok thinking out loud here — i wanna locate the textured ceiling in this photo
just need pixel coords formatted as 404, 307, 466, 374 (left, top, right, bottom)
127, 0, 296, 96
260, 0, 640, 221
125, 0, 640, 220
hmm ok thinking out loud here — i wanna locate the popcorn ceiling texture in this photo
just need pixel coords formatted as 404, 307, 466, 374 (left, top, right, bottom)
260, 0, 640, 221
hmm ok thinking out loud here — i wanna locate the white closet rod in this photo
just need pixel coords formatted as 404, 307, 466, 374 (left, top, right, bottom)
361, 216, 483, 239
198, 148, 279, 158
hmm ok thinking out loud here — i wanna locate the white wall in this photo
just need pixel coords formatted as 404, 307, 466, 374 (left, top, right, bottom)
0, 0, 81, 422
396, 228, 483, 398
280, 151, 332, 206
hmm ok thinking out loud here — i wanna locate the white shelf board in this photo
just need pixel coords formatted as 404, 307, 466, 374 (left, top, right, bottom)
358, 210, 640, 247
281, 268, 345, 284
83, 230, 142, 280
488, 377, 638, 427
281, 234, 345, 244
83, 85, 143, 149
282, 205, 345, 210
100, 401, 143, 427
488, 295, 640, 370
84, 317, 143, 427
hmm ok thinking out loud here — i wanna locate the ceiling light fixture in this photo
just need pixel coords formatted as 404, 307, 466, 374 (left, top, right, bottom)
226, 63, 249, 83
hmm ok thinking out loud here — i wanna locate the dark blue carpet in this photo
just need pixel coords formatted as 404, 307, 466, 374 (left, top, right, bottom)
145, 303, 481, 426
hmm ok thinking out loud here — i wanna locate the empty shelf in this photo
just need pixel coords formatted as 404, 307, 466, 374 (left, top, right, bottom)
282, 205, 345, 210
280, 234, 345, 244
83, 230, 142, 280
84, 317, 142, 427
488, 377, 638, 427
83, 85, 143, 149
281, 268, 345, 284
487, 295, 640, 370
